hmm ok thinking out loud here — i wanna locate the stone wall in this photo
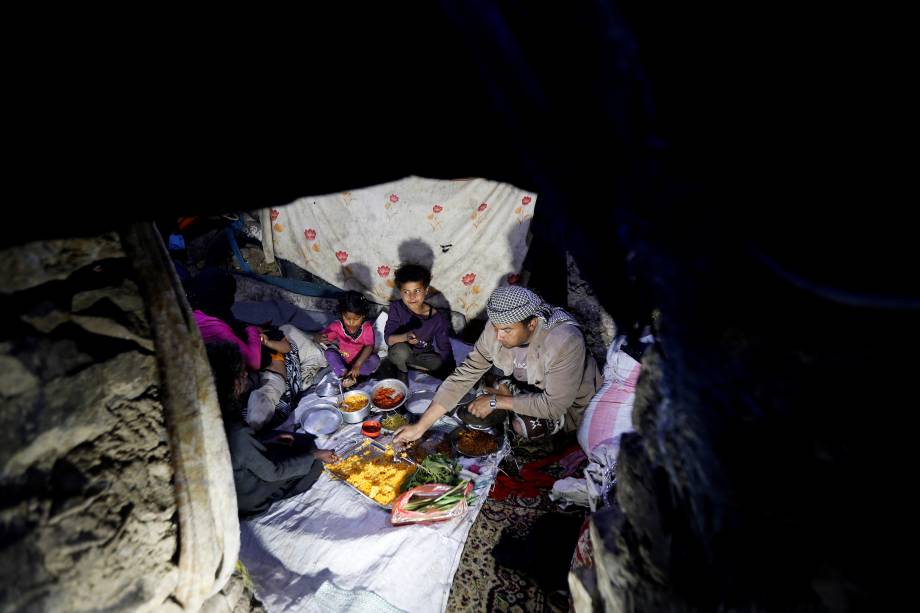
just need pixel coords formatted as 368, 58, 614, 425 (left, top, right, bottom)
571, 225, 915, 611
1, 230, 265, 613
0, 234, 178, 612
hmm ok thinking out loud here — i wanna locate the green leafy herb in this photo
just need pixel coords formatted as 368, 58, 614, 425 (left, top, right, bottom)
401, 452, 461, 491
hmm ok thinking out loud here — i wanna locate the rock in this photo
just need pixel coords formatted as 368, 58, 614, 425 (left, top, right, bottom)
0, 355, 38, 398
568, 252, 616, 367
0, 233, 178, 612
0, 233, 124, 294
569, 566, 602, 613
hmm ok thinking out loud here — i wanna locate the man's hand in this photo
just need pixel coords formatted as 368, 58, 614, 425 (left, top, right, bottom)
312, 449, 339, 464
393, 422, 427, 444
315, 333, 330, 345
468, 394, 496, 419
406, 332, 419, 345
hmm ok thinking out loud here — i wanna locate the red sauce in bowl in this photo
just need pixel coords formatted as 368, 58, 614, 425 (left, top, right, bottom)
361, 420, 381, 438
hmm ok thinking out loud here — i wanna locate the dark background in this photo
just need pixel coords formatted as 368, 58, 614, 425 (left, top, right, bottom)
4, 3, 916, 608
8, 3, 914, 316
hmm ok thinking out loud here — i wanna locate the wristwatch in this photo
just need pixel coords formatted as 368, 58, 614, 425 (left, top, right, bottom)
489, 394, 497, 410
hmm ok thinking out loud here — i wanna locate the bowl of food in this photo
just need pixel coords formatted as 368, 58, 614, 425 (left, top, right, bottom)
370, 378, 409, 412
361, 420, 382, 438
338, 390, 371, 423
380, 412, 409, 432
450, 425, 502, 458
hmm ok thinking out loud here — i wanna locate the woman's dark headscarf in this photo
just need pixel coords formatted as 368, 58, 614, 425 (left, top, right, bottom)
205, 341, 245, 423
186, 267, 249, 340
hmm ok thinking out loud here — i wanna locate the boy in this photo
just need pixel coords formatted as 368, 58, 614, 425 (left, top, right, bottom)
382, 264, 454, 383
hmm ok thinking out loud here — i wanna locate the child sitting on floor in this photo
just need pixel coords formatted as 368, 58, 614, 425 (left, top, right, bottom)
315, 291, 379, 388
381, 263, 454, 383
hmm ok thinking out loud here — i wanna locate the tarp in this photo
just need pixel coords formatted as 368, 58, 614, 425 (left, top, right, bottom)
239, 371, 508, 613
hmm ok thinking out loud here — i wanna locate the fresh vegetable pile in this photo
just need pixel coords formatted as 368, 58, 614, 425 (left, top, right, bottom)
400, 452, 460, 491
390, 481, 476, 525
401, 480, 475, 512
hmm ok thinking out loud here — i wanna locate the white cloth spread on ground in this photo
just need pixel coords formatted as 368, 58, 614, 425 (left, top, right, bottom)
259, 176, 537, 321
239, 370, 507, 613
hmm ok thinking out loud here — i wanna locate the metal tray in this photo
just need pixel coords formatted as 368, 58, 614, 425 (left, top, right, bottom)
324, 437, 418, 509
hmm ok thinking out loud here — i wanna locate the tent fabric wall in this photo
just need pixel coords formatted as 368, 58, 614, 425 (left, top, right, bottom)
259, 176, 536, 321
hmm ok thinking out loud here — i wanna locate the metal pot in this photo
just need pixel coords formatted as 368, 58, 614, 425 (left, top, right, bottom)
369, 378, 410, 412
455, 392, 507, 430
338, 390, 371, 423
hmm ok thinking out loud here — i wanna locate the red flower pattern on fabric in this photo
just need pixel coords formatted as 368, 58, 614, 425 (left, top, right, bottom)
477, 202, 488, 212
270, 209, 280, 221
462, 273, 476, 286
336, 251, 349, 263
522, 196, 532, 205
432, 204, 443, 213
304, 228, 316, 240
389, 194, 399, 203
377, 265, 390, 277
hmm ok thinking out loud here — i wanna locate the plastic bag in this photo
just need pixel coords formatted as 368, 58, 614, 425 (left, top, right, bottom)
390, 481, 473, 526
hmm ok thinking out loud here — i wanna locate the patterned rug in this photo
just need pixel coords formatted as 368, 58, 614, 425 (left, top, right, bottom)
446, 438, 587, 613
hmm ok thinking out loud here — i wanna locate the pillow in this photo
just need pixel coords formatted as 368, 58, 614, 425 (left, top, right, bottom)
576, 338, 640, 454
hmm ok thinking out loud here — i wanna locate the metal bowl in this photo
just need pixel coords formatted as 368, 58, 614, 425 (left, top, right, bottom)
456, 400, 507, 430
370, 378, 410, 412
453, 389, 478, 409
301, 403, 343, 436
338, 390, 371, 423
405, 389, 435, 415
450, 425, 503, 458
315, 372, 343, 398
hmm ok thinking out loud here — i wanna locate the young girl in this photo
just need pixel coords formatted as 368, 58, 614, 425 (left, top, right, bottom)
382, 263, 454, 383
315, 291, 380, 388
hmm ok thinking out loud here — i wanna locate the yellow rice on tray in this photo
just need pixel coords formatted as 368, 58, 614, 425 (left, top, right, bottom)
326, 441, 415, 505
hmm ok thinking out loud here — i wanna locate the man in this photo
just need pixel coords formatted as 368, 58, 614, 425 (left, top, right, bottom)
394, 286, 602, 444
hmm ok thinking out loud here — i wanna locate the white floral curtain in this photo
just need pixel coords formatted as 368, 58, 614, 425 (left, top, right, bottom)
259, 176, 536, 321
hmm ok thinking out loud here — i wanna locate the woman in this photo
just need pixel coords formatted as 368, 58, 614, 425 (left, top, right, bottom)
186, 267, 325, 431
206, 341, 338, 517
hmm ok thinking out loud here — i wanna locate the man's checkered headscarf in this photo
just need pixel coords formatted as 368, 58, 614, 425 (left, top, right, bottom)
485, 286, 577, 330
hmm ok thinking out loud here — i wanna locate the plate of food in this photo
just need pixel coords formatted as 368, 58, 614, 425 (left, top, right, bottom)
370, 378, 409, 411
325, 438, 417, 508
379, 412, 410, 433
450, 425, 503, 458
